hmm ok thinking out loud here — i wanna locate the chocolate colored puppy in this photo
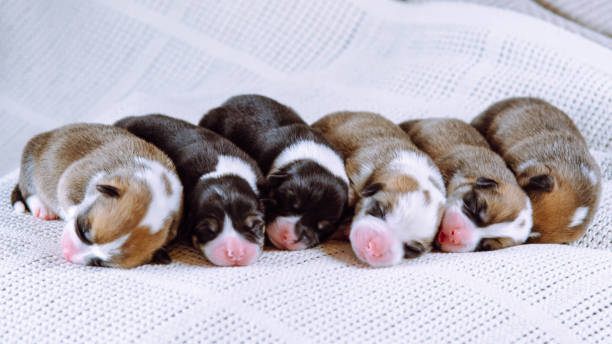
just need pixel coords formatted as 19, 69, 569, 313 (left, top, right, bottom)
400, 118, 533, 252
11, 124, 183, 268
200, 95, 349, 250
472, 97, 601, 243
115, 114, 266, 266
313, 112, 446, 267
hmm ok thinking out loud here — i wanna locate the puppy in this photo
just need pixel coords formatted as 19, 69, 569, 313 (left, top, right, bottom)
115, 114, 266, 266
200, 95, 349, 251
400, 118, 533, 252
471, 97, 601, 243
11, 124, 183, 268
312, 112, 445, 267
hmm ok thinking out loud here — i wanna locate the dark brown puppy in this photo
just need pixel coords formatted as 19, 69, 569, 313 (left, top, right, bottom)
400, 118, 532, 252
472, 98, 601, 243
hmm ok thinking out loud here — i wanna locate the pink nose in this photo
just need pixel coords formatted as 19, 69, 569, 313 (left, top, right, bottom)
208, 237, 259, 266
267, 219, 306, 250
60, 230, 76, 263
350, 225, 397, 267
438, 210, 473, 248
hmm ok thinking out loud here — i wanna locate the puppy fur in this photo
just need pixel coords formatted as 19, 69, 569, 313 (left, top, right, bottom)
400, 118, 532, 252
472, 97, 601, 243
115, 114, 266, 266
200, 95, 349, 250
11, 124, 183, 268
312, 112, 446, 266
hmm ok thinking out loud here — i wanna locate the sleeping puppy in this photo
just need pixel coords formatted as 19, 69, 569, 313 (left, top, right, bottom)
400, 118, 533, 252
471, 97, 601, 243
200, 95, 349, 251
312, 112, 445, 267
115, 114, 266, 266
11, 124, 183, 268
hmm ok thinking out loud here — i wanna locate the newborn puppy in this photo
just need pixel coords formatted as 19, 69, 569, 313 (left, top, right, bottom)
471, 98, 601, 243
115, 114, 266, 266
400, 118, 532, 253
312, 112, 445, 267
200, 95, 349, 250
11, 124, 183, 268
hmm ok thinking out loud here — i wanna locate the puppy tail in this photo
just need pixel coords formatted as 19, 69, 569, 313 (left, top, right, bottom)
11, 184, 27, 213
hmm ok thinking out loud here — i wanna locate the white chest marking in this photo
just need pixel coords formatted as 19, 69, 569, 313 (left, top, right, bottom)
270, 140, 349, 185
200, 155, 259, 194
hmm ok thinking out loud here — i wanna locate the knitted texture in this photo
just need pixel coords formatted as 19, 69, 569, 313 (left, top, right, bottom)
0, 1, 611, 342
1, 172, 611, 343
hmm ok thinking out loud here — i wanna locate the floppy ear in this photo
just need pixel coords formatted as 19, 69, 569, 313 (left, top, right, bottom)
525, 174, 554, 192
96, 184, 120, 198
475, 177, 498, 189
151, 247, 172, 265
360, 183, 384, 197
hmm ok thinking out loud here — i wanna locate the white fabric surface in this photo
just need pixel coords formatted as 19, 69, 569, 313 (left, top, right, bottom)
1, 1, 611, 343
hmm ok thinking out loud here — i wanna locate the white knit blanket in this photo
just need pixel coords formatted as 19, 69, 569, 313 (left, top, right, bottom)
1, 1, 611, 343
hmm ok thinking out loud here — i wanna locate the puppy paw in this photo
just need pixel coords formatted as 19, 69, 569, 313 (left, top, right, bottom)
26, 195, 58, 220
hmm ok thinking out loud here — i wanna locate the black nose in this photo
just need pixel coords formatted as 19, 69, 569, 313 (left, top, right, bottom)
87, 258, 106, 267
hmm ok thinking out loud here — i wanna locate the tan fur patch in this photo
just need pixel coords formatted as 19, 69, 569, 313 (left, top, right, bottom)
472, 98, 601, 244
161, 173, 172, 196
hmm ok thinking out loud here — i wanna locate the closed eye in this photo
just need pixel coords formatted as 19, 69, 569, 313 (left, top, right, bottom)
462, 191, 487, 226
366, 200, 385, 219
76, 216, 93, 245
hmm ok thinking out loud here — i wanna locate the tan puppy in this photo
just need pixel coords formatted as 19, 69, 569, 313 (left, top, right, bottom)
312, 112, 445, 267
400, 119, 532, 252
11, 124, 183, 268
472, 98, 601, 243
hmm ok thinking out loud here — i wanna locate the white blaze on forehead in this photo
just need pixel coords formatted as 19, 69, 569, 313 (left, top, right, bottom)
270, 140, 349, 185
134, 158, 183, 234
200, 155, 259, 194
63, 219, 131, 265
353, 150, 446, 244
56, 170, 107, 220
388, 150, 446, 197
569, 206, 589, 228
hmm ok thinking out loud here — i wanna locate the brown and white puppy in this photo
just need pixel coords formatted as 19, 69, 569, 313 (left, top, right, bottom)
472, 97, 601, 243
400, 118, 533, 253
312, 112, 445, 267
11, 124, 183, 268
116, 114, 266, 267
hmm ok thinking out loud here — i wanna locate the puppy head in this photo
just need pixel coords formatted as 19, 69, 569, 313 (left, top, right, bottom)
349, 170, 445, 267
61, 163, 183, 268
436, 176, 532, 253
517, 161, 600, 243
265, 160, 348, 250
188, 176, 265, 266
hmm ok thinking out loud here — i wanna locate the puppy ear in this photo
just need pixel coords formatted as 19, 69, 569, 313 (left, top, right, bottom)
360, 183, 384, 197
151, 247, 172, 264
96, 184, 120, 198
525, 174, 554, 192
475, 177, 498, 189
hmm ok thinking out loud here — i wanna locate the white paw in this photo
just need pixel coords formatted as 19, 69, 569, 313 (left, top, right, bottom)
12, 201, 26, 214
26, 195, 58, 220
